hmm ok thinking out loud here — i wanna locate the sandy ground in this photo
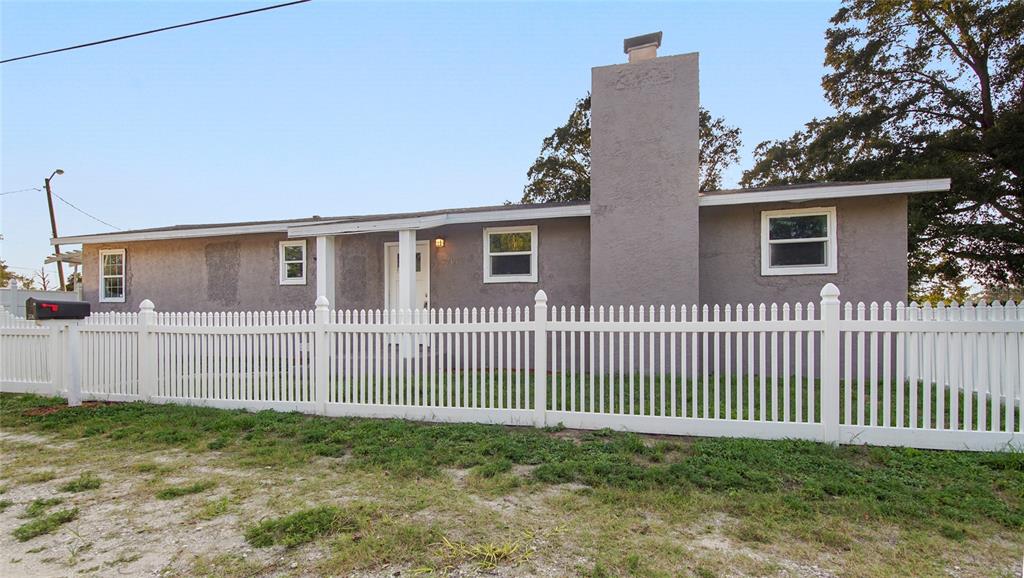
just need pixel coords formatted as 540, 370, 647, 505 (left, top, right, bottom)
1, 429, 1020, 577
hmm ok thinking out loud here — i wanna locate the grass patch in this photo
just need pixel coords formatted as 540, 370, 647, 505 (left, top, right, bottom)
21, 497, 63, 519
20, 470, 58, 484
59, 472, 102, 493
194, 496, 231, 520
132, 462, 166, 474
0, 499, 13, 512
2, 392, 1022, 541
245, 503, 376, 548
437, 536, 533, 570
12, 508, 78, 541
155, 480, 216, 500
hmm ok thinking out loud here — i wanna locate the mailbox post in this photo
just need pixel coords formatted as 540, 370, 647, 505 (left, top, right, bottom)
26, 298, 90, 407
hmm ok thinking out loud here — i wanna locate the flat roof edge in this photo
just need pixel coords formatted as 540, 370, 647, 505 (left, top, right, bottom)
698, 178, 950, 207
52, 179, 949, 245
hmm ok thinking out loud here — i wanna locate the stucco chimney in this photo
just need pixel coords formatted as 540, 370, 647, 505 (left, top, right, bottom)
624, 31, 662, 63
590, 35, 700, 307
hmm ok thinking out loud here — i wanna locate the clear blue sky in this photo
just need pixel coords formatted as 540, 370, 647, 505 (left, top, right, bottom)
1, 0, 838, 283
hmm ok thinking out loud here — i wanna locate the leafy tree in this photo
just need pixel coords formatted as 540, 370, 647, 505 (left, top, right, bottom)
698, 107, 743, 192
0, 260, 34, 289
743, 0, 1024, 296
521, 95, 592, 204
521, 95, 742, 203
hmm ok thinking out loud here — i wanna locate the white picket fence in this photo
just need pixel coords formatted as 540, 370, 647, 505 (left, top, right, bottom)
1, 284, 1021, 451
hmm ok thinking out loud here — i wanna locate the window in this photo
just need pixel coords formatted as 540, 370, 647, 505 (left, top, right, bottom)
761, 207, 837, 276
279, 240, 307, 285
99, 249, 126, 302
483, 225, 538, 283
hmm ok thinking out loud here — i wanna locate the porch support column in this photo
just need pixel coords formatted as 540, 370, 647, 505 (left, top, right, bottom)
315, 235, 336, 307
397, 229, 417, 359
397, 229, 417, 313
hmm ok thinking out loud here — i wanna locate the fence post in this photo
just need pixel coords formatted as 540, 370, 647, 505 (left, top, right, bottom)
138, 299, 156, 402
314, 296, 330, 415
533, 290, 548, 427
819, 283, 841, 444
66, 321, 82, 407
47, 321, 65, 397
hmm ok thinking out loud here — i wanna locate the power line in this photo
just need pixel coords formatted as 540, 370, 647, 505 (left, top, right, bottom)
52, 192, 121, 230
1, 187, 41, 196
1, 0, 312, 64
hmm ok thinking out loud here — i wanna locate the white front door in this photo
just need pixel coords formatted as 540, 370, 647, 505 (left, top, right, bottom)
385, 241, 430, 311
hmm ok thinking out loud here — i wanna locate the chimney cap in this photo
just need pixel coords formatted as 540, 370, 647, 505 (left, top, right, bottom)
623, 31, 663, 54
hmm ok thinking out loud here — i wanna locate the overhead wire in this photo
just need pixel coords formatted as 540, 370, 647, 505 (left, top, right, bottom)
1, 0, 312, 64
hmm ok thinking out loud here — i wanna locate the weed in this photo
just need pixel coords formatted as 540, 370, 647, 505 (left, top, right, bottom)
694, 565, 717, 578
437, 536, 532, 570
581, 562, 613, 578
194, 496, 231, 520
21, 497, 64, 518
940, 524, 967, 541
109, 551, 142, 566
0, 499, 12, 512
12, 508, 78, 541
59, 473, 102, 493
20, 470, 57, 484
245, 504, 374, 548
472, 458, 512, 479
155, 480, 216, 500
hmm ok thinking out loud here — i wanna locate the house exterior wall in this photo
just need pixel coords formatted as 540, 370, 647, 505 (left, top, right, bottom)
81, 218, 591, 313
81, 233, 317, 312
430, 218, 590, 310
698, 195, 909, 307
334, 218, 591, 311
590, 52, 701, 307
80, 198, 908, 314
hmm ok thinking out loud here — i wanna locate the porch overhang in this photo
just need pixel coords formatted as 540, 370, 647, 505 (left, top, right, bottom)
285, 203, 591, 238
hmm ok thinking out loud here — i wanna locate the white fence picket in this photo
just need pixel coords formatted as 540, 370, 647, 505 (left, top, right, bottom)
1, 287, 1021, 451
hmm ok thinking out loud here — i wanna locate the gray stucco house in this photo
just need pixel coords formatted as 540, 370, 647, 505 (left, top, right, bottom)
54, 35, 949, 314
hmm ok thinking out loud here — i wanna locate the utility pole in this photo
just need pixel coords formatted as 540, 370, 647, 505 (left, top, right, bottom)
44, 169, 65, 290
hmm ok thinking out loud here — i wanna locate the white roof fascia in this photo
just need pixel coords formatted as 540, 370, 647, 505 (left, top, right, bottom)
51, 221, 306, 246
286, 204, 591, 237
698, 178, 951, 207
53, 179, 947, 245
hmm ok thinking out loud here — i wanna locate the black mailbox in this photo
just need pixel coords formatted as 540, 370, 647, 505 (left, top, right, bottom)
25, 298, 91, 320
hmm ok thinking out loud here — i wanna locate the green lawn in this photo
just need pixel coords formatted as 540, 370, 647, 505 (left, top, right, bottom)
0, 392, 1021, 577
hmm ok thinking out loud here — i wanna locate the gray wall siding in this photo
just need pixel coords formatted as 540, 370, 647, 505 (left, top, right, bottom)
334, 218, 590, 311
82, 218, 591, 313
698, 195, 909, 307
80, 198, 907, 314
430, 218, 590, 310
82, 233, 317, 312
590, 53, 701, 307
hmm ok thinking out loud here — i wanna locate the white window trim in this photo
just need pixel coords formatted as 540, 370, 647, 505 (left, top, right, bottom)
98, 248, 127, 303
279, 240, 307, 285
483, 225, 538, 284
760, 207, 838, 276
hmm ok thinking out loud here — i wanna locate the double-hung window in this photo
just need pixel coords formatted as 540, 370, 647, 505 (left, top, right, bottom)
99, 249, 126, 302
279, 240, 307, 285
483, 226, 538, 283
761, 207, 837, 275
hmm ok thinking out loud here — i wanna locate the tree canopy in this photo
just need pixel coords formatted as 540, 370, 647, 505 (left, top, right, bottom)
0, 260, 35, 289
743, 0, 1024, 296
521, 95, 742, 203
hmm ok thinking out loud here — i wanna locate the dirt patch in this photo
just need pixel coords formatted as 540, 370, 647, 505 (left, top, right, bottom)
23, 401, 122, 417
